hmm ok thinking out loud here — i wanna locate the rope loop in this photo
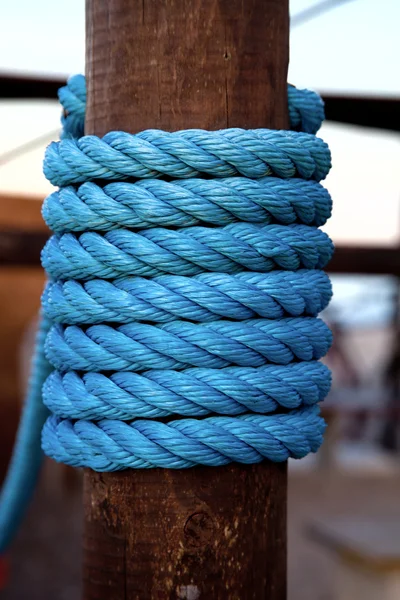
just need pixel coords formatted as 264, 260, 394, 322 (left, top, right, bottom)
42, 361, 331, 420
44, 128, 331, 186
43, 177, 332, 232
42, 269, 332, 324
41, 223, 334, 280
42, 405, 325, 471
44, 317, 332, 372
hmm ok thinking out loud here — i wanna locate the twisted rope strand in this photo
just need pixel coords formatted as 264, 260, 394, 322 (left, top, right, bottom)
42, 270, 332, 324
42, 223, 334, 280
58, 74, 86, 140
44, 128, 331, 187
42, 405, 325, 471
44, 317, 332, 372
43, 361, 331, 420
287, 85, 325, 135
43, 177, 332, 233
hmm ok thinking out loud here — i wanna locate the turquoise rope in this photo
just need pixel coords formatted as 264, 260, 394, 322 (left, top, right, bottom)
287, 84, 325, 134
58, 74, 85, 140
42, 406, 325, 471
0, 316, 52, 551
0, 76, 333, 551
43, 362, 331, 420
42, 224, 333, 280
44, 128, 331, 185
42, 269, 332, 324
45, 317, 331, 371
43, 178, 332, 231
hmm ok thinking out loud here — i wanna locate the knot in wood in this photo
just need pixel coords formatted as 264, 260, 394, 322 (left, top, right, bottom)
184, 512, 214, 548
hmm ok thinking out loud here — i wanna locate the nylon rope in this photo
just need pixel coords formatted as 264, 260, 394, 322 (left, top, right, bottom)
0, 75, 333, 551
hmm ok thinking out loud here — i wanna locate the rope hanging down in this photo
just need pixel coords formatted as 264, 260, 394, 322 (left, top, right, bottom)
0, 75, 333, 549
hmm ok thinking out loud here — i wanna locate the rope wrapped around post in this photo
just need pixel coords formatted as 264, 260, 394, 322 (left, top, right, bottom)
0, 74, 333, 550
40, 75, 333, 469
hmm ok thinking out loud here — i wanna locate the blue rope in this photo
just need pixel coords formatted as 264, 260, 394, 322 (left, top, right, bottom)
287, 84, 325, 135
42, 224, 333, 280
44, 128, 331, 185
43, 177, 332, 231
42, 269, 332, 324
42, 406, 325, 470
0, 75, 333, 551
45, 317, 331, 371
43, 361, 331, 420
58, 74, 86, 139
0, 315, 52, 551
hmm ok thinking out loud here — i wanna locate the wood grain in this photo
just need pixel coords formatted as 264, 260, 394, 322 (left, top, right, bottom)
84, 1, 289, 598
86, 0, 288, 134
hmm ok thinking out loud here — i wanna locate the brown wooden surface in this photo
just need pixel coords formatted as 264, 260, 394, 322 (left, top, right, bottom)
0, 231, 49, 265
0, 194, 49, 265
0, 267, 44, 479
0, 194, 47, 232
84, 1, 289, 598
85, 0, 289, 135
328, 246, 400, 276
0, 195, 46, 478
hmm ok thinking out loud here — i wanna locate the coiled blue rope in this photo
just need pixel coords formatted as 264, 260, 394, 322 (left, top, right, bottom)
42, 406, 325, 471
42, 269, 332, 324
44, 128, 331, 185
42, 223, 333, 280
45, 317, 331, 371
43, 177, 332, 231
0, 75, 333, 551
43, 361, 331, 420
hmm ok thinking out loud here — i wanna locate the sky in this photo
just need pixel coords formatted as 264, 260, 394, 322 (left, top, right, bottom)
0, 0, 399, 93
289, 0, 400, 95
0, 0, 399, 247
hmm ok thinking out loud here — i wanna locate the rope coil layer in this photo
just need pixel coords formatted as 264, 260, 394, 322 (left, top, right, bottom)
44, 128, 331, 186
42, 223, 333, 280
42, 406, 325, 471
42, 269, 332, 324
43, 177, 332, 232
45, 318, 332, 372
60, 76, 325, 139
43, 361, 331, 420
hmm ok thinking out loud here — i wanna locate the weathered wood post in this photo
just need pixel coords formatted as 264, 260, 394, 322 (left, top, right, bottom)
84, 1, 289, 598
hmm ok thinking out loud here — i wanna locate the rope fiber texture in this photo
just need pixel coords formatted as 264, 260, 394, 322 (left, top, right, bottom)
42, 269, 332, 324
0, 74, 333, 550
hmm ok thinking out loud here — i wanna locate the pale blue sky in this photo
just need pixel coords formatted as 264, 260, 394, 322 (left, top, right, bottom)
0, 0, 399, 94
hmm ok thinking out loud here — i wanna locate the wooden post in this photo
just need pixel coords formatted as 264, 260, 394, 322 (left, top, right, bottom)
84, 1, 289, 598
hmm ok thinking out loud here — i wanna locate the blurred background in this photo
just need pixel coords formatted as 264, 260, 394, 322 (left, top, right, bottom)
0, 0, 399, 598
